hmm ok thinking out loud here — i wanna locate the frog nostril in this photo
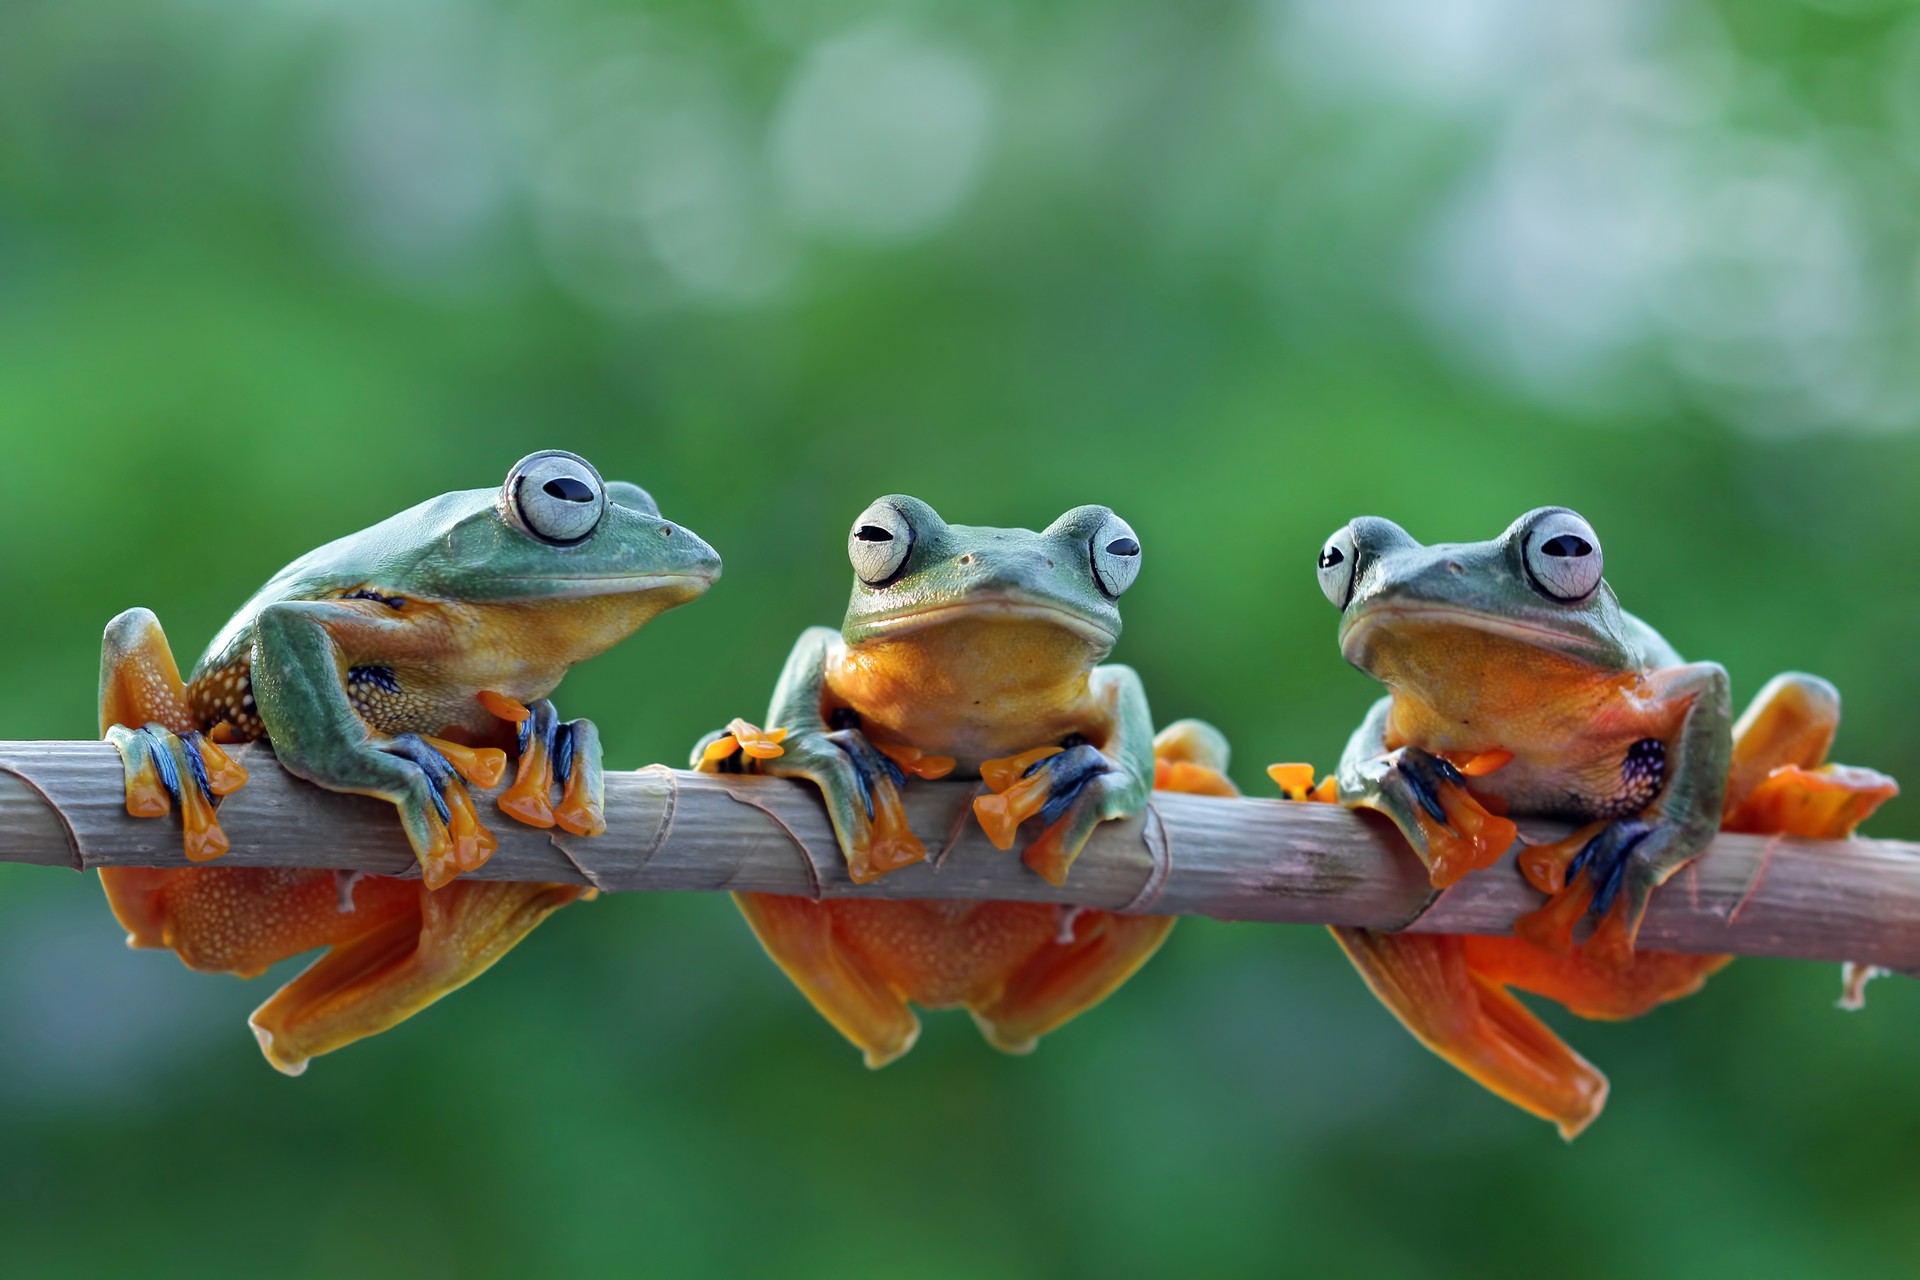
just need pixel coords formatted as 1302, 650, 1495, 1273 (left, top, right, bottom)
660, 525, 675, 537
1446, 561, 1464, 575
959, 554, 975, 566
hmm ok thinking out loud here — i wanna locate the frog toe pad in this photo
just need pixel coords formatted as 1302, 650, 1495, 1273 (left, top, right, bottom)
108, 723, 248, 862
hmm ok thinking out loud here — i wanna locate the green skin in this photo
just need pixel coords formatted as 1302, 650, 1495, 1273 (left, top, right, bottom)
701, 496, 1156, 880
107, 458, 721, 868
1328, 507, 1735, 933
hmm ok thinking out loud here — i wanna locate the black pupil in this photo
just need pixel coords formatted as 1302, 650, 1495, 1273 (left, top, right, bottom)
855, 525, 893, 542
1107, 537, 1139, 557
1319, 545, 1346, 570
543, 476, 596, 503
1541, 534, 1593, 558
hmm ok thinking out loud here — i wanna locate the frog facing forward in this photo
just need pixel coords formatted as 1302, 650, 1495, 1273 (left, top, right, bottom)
1312, 506, 1895, 1136
697, 496, 1231, 1065
99, 450, 720, 1073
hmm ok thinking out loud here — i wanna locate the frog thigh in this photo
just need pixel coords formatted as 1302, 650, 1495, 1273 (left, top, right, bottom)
1722, 672, 1897, 841
1331, 927, 1609, 1141
111, 866, 419, 976
99, 608, 195, 735
99, 608, 252, 933
1726, 672, 1839, 807
249, 878, 587, 1076
969, 911, 1176, 1055
732, 892, 921, 1068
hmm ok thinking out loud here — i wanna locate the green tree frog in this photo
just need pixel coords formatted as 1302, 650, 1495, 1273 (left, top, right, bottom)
98, 450, 720, 1073
696, 495, 1232, 1066
1312, 506, 1896, 1137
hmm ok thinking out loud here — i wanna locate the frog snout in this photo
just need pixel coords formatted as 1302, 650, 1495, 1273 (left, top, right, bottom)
668, 525, 724, 582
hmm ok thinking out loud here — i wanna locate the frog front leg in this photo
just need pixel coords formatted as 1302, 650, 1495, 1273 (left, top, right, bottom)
1519, 662, 1731, 966
251, 601, 509, 889
973, 663, 1156, 886
1335, 695, 1519, 888
696, 626, 928, 882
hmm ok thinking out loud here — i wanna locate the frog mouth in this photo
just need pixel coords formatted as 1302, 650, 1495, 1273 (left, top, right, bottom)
499, 571, 717, 599
862, 595, 1117, 644
1340, 604, 1612, 664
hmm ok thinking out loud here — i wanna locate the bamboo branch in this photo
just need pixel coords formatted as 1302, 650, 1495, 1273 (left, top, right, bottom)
1, 740, 1915, 971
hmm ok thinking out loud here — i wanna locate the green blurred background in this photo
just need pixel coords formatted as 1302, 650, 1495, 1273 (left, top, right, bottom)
4, 0, 1920, 1275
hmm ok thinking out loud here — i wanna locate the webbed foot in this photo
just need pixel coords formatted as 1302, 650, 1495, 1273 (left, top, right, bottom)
1332, 927, 1609, 1141
495, 696, 607, 838
1151, 719, 1239, 797
1381, 747, 1519, 888
107, 723, 249, 861
1723, 763, 1898, 838
385, 733, 505, 888
975, 735, 1142, 886
1513, 817, 1656, 967
246, 876, 588, 1076
697, 711, 928, 882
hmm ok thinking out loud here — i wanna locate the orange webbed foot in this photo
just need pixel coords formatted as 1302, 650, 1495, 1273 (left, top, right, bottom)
699, 718, 792, 769
1154, 759, 1238, 796
1396, 749, 1519, 888
975, 740, 1126, 886
852, 785, 927, 884
973, 746, 1064, 850
875, 741, 956, 781
107, 724, 246, 861
492, 697, 607, 839
1332, 927, 1609, 1140
248, 877, 588, 1075
1723, 763, 1898, 838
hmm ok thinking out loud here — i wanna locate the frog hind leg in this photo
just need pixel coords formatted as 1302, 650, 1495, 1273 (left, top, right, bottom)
1332, 926, 1609, 1140
1459, 674, 1893, 1036
249, 878, 588, 1076
98, 609, 251, 940
98, 609, 249, 864
1721, 673, 1896, 838
969, 910, 1176, 1054
731, 892, 922, 1068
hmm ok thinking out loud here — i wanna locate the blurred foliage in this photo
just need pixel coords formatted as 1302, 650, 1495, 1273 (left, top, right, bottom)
3, 0, 1920, 1276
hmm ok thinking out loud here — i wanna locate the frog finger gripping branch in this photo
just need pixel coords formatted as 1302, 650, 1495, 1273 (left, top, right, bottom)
697, 496, 1228, 1066
97, 451, 721, 1073
1312, 507, 1897, 1137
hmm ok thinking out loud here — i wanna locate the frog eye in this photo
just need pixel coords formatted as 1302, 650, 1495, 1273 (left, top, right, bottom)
849, 499, 913, 586
1317, 525, 1358, 609
505, 450, 608, 545
1090, 514, 1142, 598
1523, 510, 1604, 601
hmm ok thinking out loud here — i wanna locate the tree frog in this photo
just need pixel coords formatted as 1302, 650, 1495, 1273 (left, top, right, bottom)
1313, 506, 1896, 1136
695, 496, 1229, 1067
97, 450, 720, 1073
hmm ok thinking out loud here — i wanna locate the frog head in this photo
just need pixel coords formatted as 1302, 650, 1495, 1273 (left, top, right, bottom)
1316, 506, 1640, 686
223, 450, 721, 667
838, 495, 1140, 664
